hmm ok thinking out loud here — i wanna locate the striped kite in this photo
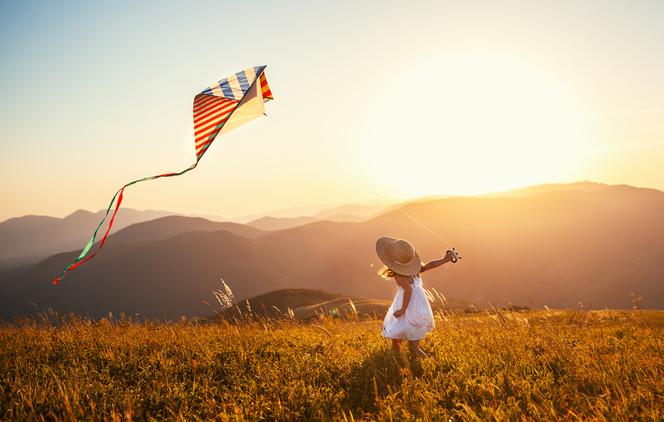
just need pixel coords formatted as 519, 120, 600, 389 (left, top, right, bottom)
53, 66, 273, 284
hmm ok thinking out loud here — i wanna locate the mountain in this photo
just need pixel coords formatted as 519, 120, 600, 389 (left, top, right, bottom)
365, 185, 664, 309
2, 183, 663, 319
231, 203, 336, 223
0, 230, 290, 320
0, 208, 176, 261
312, 201, 394, 222
234, 201, 395, 224
108, 215, 265, 243
244, 201, 395, 231
246, 216, 318, 231
484, 181, 611, 198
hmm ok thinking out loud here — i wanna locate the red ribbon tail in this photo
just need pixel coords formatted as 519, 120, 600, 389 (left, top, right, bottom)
99, 187, 125, 249
52, 253, 97, 285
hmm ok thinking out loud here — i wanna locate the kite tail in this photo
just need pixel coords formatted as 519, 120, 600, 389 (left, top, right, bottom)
52, 162, 198, 285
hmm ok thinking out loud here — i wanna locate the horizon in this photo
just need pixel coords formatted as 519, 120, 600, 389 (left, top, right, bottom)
3, 179, 658, 222
2, 1, 664, 221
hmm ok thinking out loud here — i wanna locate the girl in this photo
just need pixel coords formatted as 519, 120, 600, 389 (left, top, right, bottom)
376, 236, 458, 357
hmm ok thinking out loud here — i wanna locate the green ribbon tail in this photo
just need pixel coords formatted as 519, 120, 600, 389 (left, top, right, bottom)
53, 162, 198, 285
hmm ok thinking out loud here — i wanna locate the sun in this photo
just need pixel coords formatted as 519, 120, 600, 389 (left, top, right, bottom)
361, 55, 591, 197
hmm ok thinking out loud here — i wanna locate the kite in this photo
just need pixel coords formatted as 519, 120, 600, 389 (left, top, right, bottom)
53, 66, 273, 284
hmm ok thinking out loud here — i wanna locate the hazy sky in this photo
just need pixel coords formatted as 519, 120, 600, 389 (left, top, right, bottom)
1, 0, 663, 221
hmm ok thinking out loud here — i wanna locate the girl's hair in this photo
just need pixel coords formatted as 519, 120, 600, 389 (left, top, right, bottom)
378, 265, 423, 280
378, 266, 397, 279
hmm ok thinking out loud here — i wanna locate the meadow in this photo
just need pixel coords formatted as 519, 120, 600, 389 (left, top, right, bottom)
1, 309, 663, 420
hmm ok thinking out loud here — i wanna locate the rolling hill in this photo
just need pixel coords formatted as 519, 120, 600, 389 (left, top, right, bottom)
108, 215, 265, 243
223, 288, 393, 320
217, 288, 474, 320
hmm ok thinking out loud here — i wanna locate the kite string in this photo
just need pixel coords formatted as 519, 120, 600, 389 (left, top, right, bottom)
396, 208, 459, 283
52, 161, 198, 284
397, 208, 453, 248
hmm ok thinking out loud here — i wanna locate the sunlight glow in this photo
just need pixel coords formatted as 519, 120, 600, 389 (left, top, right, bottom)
362, 55, 591, 197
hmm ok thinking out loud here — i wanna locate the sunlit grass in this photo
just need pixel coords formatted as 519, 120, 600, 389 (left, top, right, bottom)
1, 310, 662, 420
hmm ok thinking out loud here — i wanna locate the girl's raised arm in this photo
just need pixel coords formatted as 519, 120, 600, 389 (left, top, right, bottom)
421, 250, 456, 273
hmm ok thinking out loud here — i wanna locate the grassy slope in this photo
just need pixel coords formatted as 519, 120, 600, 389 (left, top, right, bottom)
1, 311, 663, 420
224, 288, 474, 320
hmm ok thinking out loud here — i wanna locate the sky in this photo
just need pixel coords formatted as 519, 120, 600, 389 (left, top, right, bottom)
1, 0, 663, 221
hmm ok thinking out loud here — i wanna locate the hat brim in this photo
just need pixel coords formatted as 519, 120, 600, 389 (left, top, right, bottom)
375, 236, 421, 276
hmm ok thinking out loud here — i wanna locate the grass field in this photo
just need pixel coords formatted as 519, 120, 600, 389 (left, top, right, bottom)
1, 310, 663, 420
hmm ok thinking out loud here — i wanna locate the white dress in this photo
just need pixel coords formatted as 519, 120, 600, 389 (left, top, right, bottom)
381, 274, 435, 340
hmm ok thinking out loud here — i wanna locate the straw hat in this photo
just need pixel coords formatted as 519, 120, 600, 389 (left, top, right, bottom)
375, 236, 421, 276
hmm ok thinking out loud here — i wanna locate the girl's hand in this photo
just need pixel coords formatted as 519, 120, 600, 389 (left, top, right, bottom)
445, 249, 460, 263
393, 309, 405, 318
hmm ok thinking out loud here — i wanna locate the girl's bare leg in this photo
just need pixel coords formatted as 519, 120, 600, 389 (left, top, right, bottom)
391, 339, 402, 353
408, 340, 427, 358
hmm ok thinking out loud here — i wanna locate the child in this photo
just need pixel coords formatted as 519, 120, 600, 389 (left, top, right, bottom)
376, 236, 458, 357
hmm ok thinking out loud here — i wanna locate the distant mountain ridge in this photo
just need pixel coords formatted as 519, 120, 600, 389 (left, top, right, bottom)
484, 181, 610, 197
246, 216, 318, 231
108, 216, 265, 243
0, 200, 395, 263
2, 182, 663, 319
312, 202, 394, 222
0, 208, 176, 261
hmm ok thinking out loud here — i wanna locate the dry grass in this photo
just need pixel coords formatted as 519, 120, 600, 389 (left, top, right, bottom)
1, 310, 663, 420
